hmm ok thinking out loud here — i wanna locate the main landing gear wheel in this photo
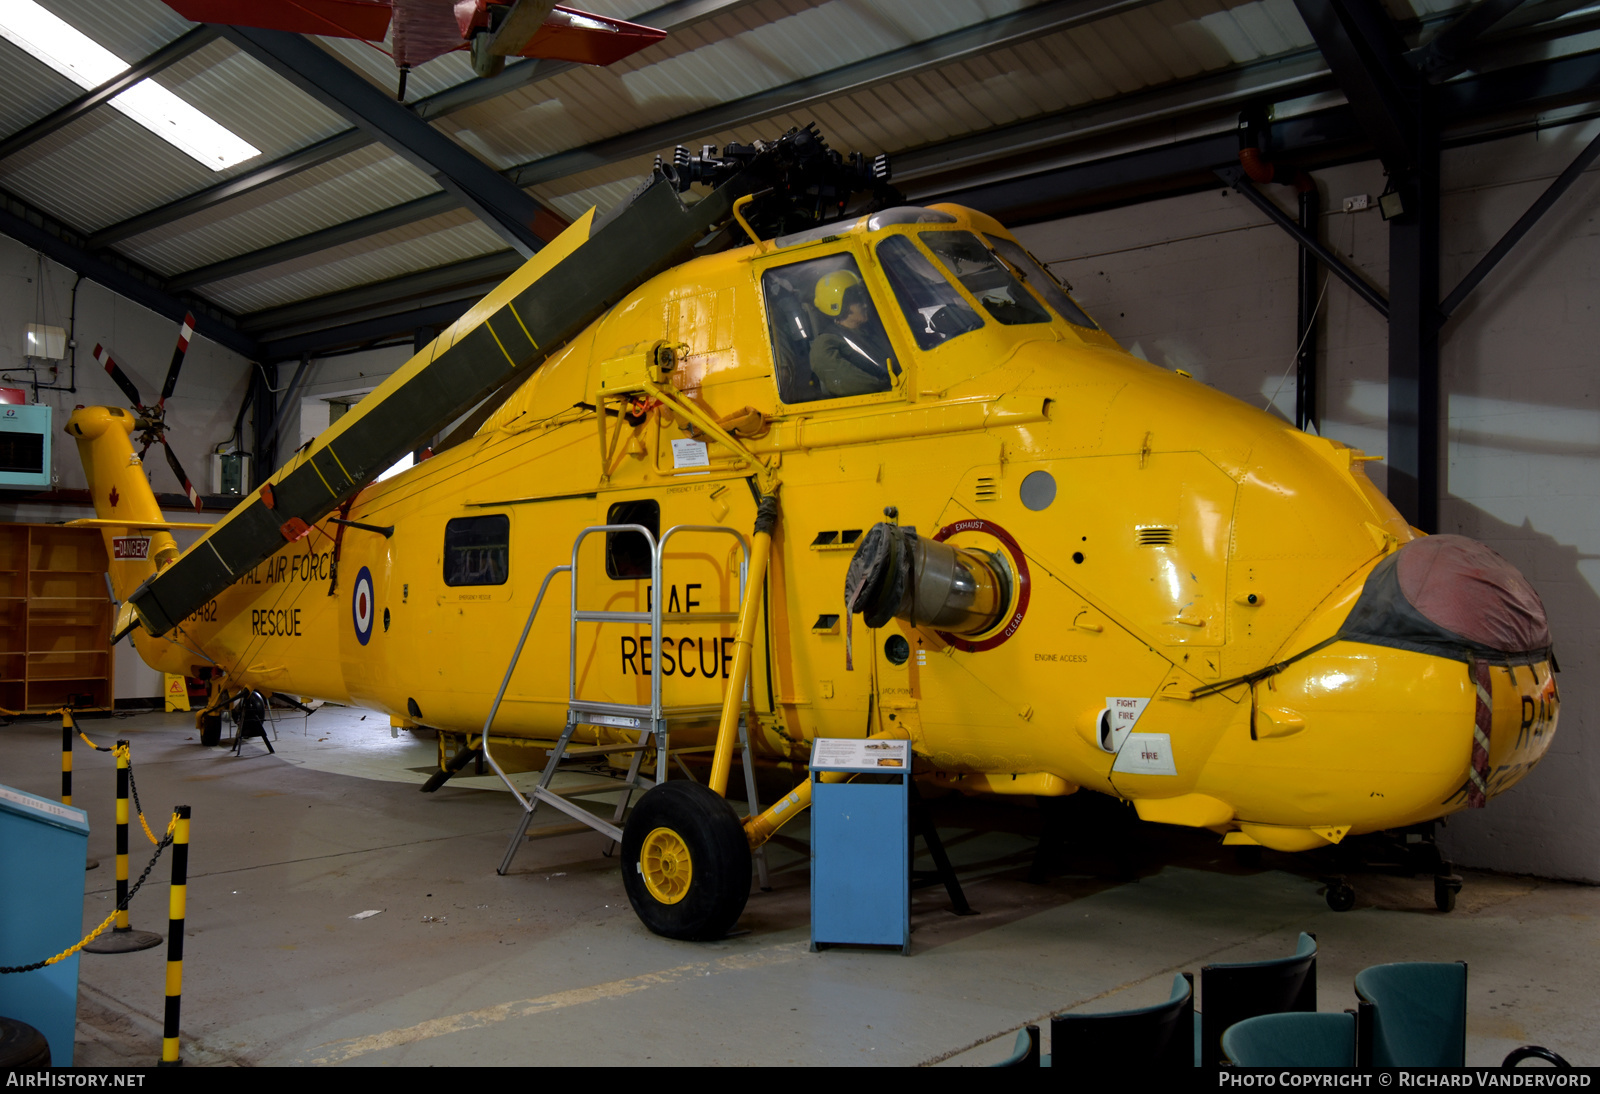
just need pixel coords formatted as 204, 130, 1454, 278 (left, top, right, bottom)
1434, 873, 1462, 913
621, 781, 751, 941
1324, 880, 1356, 912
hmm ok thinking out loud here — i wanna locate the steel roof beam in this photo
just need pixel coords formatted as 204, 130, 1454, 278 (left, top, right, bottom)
1408, 0, 1526, 80
222, 26, 557, 257
88, 0, 755, 249
0, 190, 259, 358
239, 251, 522, 334
259, 300, 475, 360
1292, 0, 1420, 175
166, 192, 458, 290
0, 25, 220, 164
252, 280, 510, 344
88, 129, 368, 249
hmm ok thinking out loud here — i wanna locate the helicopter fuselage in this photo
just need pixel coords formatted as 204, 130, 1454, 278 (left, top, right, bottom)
71, 201, 1557, 854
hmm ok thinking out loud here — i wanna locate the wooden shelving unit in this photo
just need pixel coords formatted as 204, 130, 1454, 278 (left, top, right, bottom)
0, 523, 113, 712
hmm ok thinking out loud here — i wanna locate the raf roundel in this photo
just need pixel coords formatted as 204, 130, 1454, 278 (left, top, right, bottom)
352, 567, 375, 646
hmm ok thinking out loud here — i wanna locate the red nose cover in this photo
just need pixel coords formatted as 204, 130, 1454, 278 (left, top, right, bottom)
1396, 535, 1551, 655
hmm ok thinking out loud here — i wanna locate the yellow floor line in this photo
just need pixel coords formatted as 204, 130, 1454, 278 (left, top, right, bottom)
301, 940, 810, 1064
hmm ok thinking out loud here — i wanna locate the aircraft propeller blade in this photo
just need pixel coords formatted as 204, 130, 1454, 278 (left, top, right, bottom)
161, 439, 204, 511
160, 313, 195, 407
94, 344, 144, 408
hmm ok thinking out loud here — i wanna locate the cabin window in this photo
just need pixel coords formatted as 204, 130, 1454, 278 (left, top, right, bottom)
761, 253, 898, 404
443, 515, 509, 586
876, 235, 984, 350
984, 235, 1100, 330
606, 499, 659, 580
920, 231, 1052, 327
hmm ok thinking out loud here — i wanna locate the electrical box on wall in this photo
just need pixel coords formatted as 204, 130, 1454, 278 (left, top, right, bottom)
0, 404, 52, 489
210, 451, 250, 496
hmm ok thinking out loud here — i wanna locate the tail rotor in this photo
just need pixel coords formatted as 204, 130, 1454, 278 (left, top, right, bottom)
92, 313, 205, 512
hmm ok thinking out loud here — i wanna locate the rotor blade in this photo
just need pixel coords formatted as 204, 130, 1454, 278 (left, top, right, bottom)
160, 312, 195, 406
94, 343, 143, 407
161, 439, 204, 511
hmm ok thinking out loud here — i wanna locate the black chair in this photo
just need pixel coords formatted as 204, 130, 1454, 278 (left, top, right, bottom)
1050, 972, 1196, 1067
1199, 932, 1317, 1068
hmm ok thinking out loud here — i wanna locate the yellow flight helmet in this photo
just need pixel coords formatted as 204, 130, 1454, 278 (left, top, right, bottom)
814, 269, 863, 317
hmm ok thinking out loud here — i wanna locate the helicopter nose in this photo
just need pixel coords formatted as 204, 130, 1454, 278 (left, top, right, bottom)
1338, 534, 1551, 666
1336, 534, 1554, 807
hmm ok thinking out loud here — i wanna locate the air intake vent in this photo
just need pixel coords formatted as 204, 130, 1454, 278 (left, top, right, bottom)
974, 476, 999, 502
1137, 526, 1175, 547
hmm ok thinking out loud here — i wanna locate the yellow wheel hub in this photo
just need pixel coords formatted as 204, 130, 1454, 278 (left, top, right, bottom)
640, 826, 693, 905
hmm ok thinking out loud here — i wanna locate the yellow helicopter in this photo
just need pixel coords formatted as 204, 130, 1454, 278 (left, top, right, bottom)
64, 126, 1558, 941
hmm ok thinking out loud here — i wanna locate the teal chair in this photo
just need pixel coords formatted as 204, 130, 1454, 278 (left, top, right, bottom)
1354, 962, 1573, 1068
1222, 1011, 1357, 1067
992, 1025, 1040, 1067
1354, 961, 1467, 1066
1198, 932, 1318, 1068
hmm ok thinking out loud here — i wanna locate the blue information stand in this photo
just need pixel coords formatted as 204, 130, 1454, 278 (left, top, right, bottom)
0, 783, 89, 1066
809, 738, 911, 955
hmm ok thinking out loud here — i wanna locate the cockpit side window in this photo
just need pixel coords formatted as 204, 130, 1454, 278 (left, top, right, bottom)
761, 253, 898, 404
985, 235, 1100, 330
876, 235, 984, 350
921, 231, 1052, 327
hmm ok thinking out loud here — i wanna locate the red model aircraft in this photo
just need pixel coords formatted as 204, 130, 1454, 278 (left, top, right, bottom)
164, 1, 667, 76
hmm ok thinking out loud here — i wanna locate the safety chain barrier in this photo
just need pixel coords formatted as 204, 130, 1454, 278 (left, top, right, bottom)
0, 812, 177, 974
118, 742, 161, 846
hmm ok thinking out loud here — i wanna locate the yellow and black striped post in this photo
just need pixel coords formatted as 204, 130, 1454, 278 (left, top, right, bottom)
159, 805, 190, 1068
60, 711, 73, 805
83, 741, 161, 953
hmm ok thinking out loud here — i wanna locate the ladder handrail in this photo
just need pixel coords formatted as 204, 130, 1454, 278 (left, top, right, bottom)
567, 523, 659, 720
479, 562, 571, 809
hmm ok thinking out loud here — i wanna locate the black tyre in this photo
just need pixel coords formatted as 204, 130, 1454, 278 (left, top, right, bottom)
1326, 883, 1356, 912
0, 1016, 51, 1068
199, 711, 222, 747
1434, 874, 1461, 913
621, 781, 751, 941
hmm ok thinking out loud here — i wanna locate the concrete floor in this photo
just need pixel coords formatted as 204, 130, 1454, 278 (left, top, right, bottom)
1, 705, 1594, 1067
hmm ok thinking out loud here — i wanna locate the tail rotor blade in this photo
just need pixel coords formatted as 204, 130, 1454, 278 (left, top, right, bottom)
161, 439, 204, 511
160, 313, 195, 407
94, 344, 143, 407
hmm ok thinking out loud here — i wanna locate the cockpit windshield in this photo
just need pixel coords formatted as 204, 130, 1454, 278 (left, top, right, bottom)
920, 231, 1052, 327
876, 235, 983, 350
984, 235, 1099, 330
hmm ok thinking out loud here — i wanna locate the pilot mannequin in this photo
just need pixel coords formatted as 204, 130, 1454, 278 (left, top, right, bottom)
809, 270, 895, 398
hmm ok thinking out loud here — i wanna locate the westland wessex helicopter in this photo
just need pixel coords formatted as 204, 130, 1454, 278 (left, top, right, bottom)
65, 125, 1559, 941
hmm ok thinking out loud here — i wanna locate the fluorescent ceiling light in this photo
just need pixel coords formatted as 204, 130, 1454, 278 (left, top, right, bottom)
0, 0, 259, 170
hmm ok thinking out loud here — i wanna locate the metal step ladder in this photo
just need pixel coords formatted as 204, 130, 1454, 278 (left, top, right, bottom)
476, 522, 769, 884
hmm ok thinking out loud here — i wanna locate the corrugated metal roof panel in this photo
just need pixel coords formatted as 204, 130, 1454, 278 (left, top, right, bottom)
38, 0, 194, 65
0, 38, 81, 136
121, 146, 440, 274
208, 214, 507, 314
0, 106, 219, 231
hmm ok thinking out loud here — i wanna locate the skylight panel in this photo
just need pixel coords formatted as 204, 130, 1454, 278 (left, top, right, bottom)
0, 0, 259, 171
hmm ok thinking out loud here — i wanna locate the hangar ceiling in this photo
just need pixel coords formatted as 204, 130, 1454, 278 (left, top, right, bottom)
1, 0, 1597, 361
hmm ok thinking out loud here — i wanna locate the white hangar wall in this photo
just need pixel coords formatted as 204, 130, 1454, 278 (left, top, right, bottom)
1015, 120, 1600, 883
0, 235, 241, 699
